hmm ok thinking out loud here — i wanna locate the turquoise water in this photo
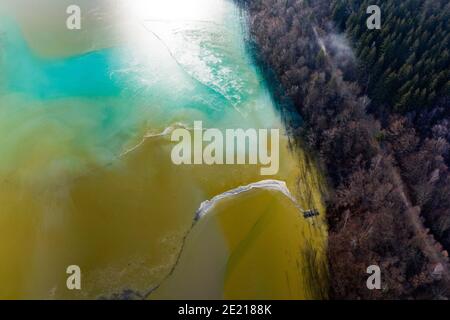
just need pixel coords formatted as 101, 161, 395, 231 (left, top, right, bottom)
0, 17, 120, 98
0, 17, 229, 109
0, 0, 328, 299
1, 22, 230, 113
0, 10, 253, 179
0, 7, 277, 179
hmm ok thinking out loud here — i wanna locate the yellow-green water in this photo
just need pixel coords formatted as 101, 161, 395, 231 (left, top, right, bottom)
0, 0, 328, 299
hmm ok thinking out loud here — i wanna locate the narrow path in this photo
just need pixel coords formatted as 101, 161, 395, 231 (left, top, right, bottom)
389, 166, 450, 282
312, 22, 450, 285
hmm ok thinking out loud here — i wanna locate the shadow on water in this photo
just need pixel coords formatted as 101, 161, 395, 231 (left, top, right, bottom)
236, 5, 303, 135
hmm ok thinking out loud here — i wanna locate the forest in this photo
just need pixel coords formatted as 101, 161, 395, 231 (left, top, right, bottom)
332, 0, 449, 113
236, 0, 450, 299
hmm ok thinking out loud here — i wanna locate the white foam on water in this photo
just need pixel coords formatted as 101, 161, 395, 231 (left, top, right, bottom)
195, 179, 304, 222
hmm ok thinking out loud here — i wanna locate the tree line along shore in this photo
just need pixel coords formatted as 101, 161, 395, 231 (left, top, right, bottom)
236, 0, 450, 299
